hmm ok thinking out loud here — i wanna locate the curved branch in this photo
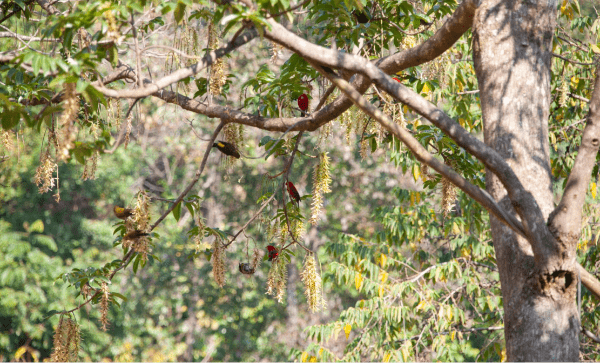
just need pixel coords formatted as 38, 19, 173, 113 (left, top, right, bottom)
223, 192, 276, 248
549, 64, 600, 239
319, 63, 528, 242
259, 0, 477, 131
93, 29, 258, 98
36, 0, 60, 15
260, 3, 550, 256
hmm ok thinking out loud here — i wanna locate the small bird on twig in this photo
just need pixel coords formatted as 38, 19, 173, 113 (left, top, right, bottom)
286, 181, 301, 208
114, 206, 134, 220
124, 230, 150, 241
266, 245, 279, 261
213, 140, 241, 159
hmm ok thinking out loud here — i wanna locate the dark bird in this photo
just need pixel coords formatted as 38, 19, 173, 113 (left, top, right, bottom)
298, 94, 309, 117
113, 206, 134, 220
286, 181, 301, 207
352, 10, 370, 24
239, 262, 256, 275
213, 140, 241, 159
321, 66, 337, 76
266, 245, 279, 261
124, 230, 150, 241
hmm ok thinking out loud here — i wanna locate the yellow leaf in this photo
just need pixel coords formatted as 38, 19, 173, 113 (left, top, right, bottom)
416, 300, 428, 311
355, 273, 363, 291
422, 83, 430, 94
451, 331, 456, 341
452, 222, 461, 235
438, 305, 446, 321
15, 347, 27, 360
459, 118, 466, 127
412, 164, 421, 182
500, 348, 507, 362
414, 119, 421, 128
309, 356, 317, 362
380, 254, 387, 269
383, 352, 392, 362
401, 342, 412, 361
344, 323, 352, 339
456, 79, 464, 92
301, 352, 309, 362
592, 44, 600, 54
403, 105, 410, 114
591, 182, 597, 199
378, 285, 385, 297
571, 76, 579, 88
560, 0, 568, 12
460, 247, 470, 258
318, 348, 323, 357
380, 270, 388, 283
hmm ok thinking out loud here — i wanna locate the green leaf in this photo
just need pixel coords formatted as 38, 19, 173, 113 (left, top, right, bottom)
111, 292, 128, 302
173, 201, 182, 221
185, 202, 195, 219
109, 46, 118, 67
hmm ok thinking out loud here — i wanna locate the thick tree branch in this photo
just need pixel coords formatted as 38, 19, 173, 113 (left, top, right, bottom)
36, 0, 60, 15
263, 8, 558, 265
93, 29, 258, 98
260, 0, 478, 131
319, 64, 528, 240
578, 264, 600, 300
549, 64, 600, 240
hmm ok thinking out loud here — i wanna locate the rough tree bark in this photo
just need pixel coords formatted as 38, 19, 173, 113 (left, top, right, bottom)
473, 0, 579, 360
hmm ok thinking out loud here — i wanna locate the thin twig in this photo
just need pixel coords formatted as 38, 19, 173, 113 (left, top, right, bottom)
552, 52, 595, 66
223, 192, 276, 248
280, 132, 311, 254
581, 327, 600, 344
267, 0, 311, 18
151, 121, 225, 230
568, 92, 590, 103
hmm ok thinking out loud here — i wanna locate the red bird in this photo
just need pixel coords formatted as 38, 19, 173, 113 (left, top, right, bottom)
298, 94, 309, 117
266, 245, 279, 261
286, 181, 301, 207
392, 77, 401, 83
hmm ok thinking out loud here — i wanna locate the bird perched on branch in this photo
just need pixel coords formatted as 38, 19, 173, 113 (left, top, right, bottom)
213, 140, 241, 159
114, 206, 134, 220
124, 230, 150, 241
297, 94, 309, 117
352, 10, 370, 23
286, 181, 301, 207
266, 245, 279, 261
239, 262, 256, 275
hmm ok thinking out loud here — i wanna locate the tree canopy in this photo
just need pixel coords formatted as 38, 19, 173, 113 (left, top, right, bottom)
1, 0, 600, 361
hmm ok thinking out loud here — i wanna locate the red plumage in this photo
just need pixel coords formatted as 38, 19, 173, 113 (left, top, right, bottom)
266, 245, 279, 261
392, 77, 401, 83
298, 94, 308, 116
286, 181, 301, 207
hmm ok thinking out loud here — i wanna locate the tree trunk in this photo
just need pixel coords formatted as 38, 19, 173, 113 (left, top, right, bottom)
473, 0, 580, 360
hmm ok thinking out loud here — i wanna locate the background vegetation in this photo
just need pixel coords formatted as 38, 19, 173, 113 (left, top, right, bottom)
1, 0, 599, 361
